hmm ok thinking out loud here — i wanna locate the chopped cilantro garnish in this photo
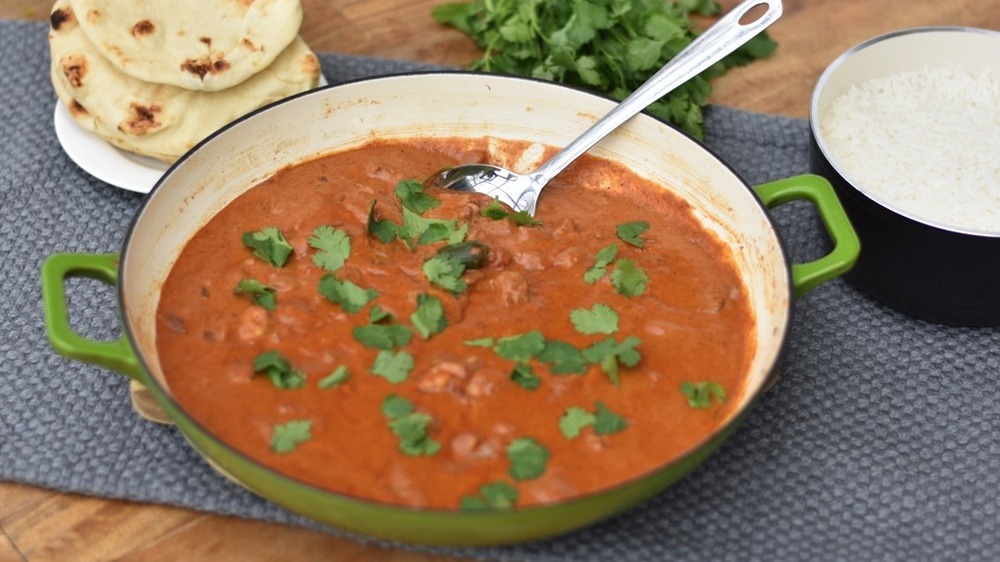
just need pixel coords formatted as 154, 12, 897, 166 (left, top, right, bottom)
480, 199, 542, 226
593, 401, 628, 435
308, 225, 351, 272
494, 331, 545, 363
371, 350, 415, 383
537, 339, 588, 375
399, 207, 468, 246
436, 241, 490, 269
422, 254, 468, 293
410, 294, 447, 339
317, 366, 350, 389
234, 278, 276, 311
506, 437, 550, 481
559, 401, 627, 439
368, 305, 392, 324
582, 336, 642, 386
610, 258, 649, 297
367, 199, 397, 243
558, 407, 596, 439
510, 363, 541, 390
381, 394, 440, 456
617, 221, 650, 248
353, 323, 413, 350
681, 381, 727, 409
569, 303, 619, 335
253, 350, 306, 389
460, 481, 519, 511
242, 227, 293, 267
584, 243, 617, 284
381, 393, 415, 418
395, 178, 441, 214
318, 274, 378, 313
464, 337, 496, 348
270, 419, 312, 453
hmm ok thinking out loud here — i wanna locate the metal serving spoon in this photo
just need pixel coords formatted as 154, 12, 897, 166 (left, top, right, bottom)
429, 0, 782, 216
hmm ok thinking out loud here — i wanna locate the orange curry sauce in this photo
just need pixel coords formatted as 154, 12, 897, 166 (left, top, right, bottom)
155, 137, 755, 509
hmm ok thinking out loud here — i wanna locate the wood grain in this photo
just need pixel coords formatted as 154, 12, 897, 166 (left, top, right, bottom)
1, 0, 998, 560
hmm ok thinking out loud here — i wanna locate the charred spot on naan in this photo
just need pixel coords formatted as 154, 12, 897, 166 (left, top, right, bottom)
50, 5, 74, 30
60, 54, 88, 87
300, 53, 320, 80
132, 20, 155, 37
68, 100, 89, 118
181, 55, 232, 80
120, 103, 163, 136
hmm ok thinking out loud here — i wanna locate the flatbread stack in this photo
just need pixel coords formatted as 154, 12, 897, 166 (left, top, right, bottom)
49, 0, 321, 163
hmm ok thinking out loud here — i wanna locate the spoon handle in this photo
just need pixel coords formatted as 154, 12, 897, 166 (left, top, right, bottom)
531, 0, 782, 185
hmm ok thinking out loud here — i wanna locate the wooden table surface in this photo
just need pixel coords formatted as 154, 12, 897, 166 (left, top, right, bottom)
1, 0, 997, 560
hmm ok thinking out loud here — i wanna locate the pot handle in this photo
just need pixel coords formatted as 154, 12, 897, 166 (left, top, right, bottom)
40, 253, 143, 381
752, 174, 860, 298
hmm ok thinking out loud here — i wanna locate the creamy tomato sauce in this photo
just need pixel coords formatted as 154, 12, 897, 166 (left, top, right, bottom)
155, 137, 755, 509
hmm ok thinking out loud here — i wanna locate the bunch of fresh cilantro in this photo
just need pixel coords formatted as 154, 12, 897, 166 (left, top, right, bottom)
432, 0, 777, 139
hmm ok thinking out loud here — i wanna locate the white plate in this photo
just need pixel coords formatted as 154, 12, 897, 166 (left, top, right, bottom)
53, 100, 171, 193
53, 76, 329, 193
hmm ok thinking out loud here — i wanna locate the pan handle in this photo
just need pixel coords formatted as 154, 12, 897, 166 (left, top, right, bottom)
752, 174, 860, 298
40, 253, 143, 380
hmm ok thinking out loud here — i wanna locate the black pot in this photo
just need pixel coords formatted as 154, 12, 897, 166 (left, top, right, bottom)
808, 26, 1000, 327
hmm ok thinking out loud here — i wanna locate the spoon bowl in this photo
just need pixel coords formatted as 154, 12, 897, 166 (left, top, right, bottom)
428, 0, 782, 216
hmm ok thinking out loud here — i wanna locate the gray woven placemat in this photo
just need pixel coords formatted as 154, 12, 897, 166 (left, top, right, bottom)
2, 19, 999, 561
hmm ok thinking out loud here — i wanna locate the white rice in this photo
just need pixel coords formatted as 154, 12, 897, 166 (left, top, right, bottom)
819, 64, 1000, 233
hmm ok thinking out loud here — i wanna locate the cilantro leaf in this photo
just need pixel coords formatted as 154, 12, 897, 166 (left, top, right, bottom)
394, 178, 441, 214
368, 305, 392, 324
422, 254, 468, 293
253, 350, 306, 389
436, 241, 490, 269
317, 365, 350, 389
480, 199, 542, 226
584, 243, 617, 284
537, 339, 588, 375
353, 323, 413, 350
367, 199, 397, 244
371, 350, 415, 383
494, 331, 546, 363
308, 225, 351, 272
270, 419, 312, 453
582, 336, 642, 386
464, 337, 496, 348
559, 401, 627, 439
616, 221, 650, 248
399, 207, 468, 246
410, 294, 447, 339
626, 37, 666, 72
593, 401, 628, 435
611, 258, 649, 297
510, 363, 541, 391
242, 227, 292, 267
570, 303, 619, 335
559, 407, 596, 439
506, 437, 551, 481
381, 393, 415, 418
234, 278, 276, 311
381, 394, 441, 456
460, 481, 519, 511
318, 274, 378, 313
681, 381, 727, 409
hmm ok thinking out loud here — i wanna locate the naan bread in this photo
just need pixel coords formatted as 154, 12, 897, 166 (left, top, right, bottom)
49, 0, 320, 163
66, 0, 303, 91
